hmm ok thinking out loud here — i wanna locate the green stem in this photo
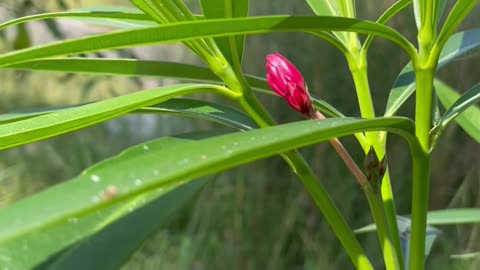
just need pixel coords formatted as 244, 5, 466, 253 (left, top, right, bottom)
347, 53, 404, 268
409, 152, 431, 270
284, 151, 374, 270
236, 82, 373, 270
380, 169, 404, 270
347, 53, 378, 146
364, 185, 400, 270
347, 54, 375, 119
409, 67, 434, 270
414, 69, 434, 151
422, 0, 435, 42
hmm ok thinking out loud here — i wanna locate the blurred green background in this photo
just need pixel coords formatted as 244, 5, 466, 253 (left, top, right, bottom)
0, 0, 479, 269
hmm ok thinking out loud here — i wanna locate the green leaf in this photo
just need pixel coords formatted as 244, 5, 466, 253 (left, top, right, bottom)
434, 80, 480, 143
413, 0, 422, 30
451, 252, 480, 260
426, 208, 480, 225
200, 0, 248, 67
67, 6, 158, 28
432, 82, 480, 146
356, 208, 480, 234
0, 10, 155, 31
305, 0, 348, 43
4, 58, 344, 118
394, 216, 440, 268
0, 84, 233, 150
355, 215, 441, 268
362, 0, 412, 53
128, 0, 194, 24
434, 0, 448, 26
0, 16, 416, 68
129, 0, 206, 56
13, 24, 31, 49
6, 58, 221, 81
0, 98, 257, 131
433, 0, 478, 57
136, 98, 257, 130
306, 0, 340, 16
0, 117, 417, 247
385, 29, 480, 117
0, 135, 209, 270
42, 178, 208, 270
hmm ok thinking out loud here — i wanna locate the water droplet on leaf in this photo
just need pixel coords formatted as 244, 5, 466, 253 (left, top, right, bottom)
90, 175, 101, 183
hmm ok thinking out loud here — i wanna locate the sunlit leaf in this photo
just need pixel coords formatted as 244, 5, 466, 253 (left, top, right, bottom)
0, 135, 211, 270
434, 0, 448, 26
356, 208, 480, 234
434, 80, 480, 143
305, 0, 347, 43
0, 9, 154, 31
362, 0, 412, 52
451, 252, 480, 260
4, 58, 344, 118
426, 208, 480, 225
200, 0, 248, 67
43, 173, 209, 270
0, 98, 256, 131
0, 117, 416, 249
413, 0, 422, 30
0, 84, 232, 150
13, 24, 31, 49
434, 0, 478, 55
432, 82, 480, 146
0, 16, 415, 68
385, 29, 480, 117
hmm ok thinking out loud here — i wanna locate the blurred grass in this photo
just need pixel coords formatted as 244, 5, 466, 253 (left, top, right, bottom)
0, 0, 479, 269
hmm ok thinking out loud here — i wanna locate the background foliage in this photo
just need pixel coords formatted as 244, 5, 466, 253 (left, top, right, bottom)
0, 0, 478, 269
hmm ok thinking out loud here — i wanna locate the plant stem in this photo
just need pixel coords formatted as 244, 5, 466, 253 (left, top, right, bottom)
347, 53, 404, 268
409, 67, 434, 270
409, 151, 431, 270
379, 169, 404, 269
347, 55, 376, 120
313, 111, 368, 187
364, 185, 400, 270
236, 82, 374, 270
283, 151, 374, 270
347, 53, 378, 147
414, 69, 434, 151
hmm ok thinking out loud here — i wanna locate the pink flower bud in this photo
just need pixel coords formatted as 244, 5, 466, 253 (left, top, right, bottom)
265, 53, 314, 116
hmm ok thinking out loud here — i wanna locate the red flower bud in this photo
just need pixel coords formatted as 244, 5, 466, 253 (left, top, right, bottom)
265, 53, 314, 116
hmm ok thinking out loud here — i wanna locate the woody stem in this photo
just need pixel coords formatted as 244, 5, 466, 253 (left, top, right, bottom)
313, 111, 368, 187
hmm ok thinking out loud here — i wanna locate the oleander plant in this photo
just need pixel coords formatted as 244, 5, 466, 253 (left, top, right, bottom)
0, 0, 479, 269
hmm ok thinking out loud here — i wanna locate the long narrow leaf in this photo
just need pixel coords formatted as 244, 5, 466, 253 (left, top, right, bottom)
0, 16, 416, 68
362, 0, 412, 53
433, 82, 479, 135
433, 0, 478, 57
0, 135, 211, 270
356, 208, 480, 234
0, 10, 154, 31
136, 98, 257, 130
200, 0, 249, 67
305, 0, 348, 43
385, 29, 480, 117
44, 179, 207, 270
434, 80, 480, 143
451, 252, 480, 259
4, 58, 344, 118
0, 84, 232, 150
433, 0, 448, 27
0, 98, 257, 131
0, 117, 417, 247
